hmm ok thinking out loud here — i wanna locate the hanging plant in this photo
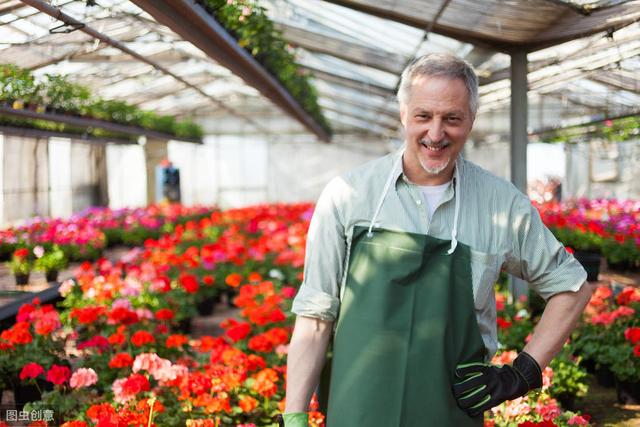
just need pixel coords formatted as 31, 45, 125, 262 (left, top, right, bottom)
0, 64, 204, 141
198, 0, 331, 135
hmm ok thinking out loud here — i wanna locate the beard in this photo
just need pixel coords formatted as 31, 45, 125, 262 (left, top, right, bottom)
418, 138, 451, 175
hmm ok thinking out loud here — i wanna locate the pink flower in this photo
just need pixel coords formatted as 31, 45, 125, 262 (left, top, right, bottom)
535, 398, 561, 421
59, 279, 75, 297
70, 368, 98, 389
133, 353, 169, 374
281, 286, 297, 299
568, 414, 591, 425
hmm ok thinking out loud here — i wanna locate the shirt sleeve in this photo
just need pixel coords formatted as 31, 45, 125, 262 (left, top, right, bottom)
291, 176, 350, 320
504, 196, 588, 300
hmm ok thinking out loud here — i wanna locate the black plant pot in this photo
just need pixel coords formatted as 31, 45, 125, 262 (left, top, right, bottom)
595, 365, 616, 388
13, 379, 52, 411
196, 296, 217, 316
616, 379, 640, 404
574, 251, 601, 282
14, 272, 30, 286
45, 270, 59, 282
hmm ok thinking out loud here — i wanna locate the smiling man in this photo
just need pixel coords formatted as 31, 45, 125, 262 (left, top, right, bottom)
281, 53, 592, 427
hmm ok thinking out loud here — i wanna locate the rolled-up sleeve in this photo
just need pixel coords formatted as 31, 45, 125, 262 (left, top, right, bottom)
291, 176, 350, 320
505, 196, 588, 300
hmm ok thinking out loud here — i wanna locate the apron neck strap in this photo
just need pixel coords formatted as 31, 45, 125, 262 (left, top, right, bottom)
368, 149, 462, 255
368, 149, 404, 238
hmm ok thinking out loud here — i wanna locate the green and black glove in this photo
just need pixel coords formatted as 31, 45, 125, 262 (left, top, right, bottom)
452, 351, 543, 417
276, 412, 308, 427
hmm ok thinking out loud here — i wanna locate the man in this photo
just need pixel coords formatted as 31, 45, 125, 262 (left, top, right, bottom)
281, 53, 592, 426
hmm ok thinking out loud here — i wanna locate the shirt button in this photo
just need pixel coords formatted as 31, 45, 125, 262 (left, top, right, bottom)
416, 199, 422, 205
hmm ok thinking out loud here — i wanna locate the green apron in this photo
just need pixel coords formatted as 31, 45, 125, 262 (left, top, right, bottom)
325, 221, 487, 426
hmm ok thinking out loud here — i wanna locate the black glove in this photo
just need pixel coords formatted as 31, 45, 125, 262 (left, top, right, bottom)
452, 351, 542, 417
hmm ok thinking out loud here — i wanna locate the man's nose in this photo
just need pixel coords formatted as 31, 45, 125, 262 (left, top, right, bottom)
427, 119, 445, 142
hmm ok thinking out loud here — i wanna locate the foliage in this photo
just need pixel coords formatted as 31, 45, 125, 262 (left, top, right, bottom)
547, 347, 589, 404
34, 245, 68, 273
0, 63, 204, 140
197, 0, 331, 136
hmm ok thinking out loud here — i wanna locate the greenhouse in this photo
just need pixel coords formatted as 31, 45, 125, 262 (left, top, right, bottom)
0, 0, 639, 426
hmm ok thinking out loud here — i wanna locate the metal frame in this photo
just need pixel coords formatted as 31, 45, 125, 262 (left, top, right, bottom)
130, 0, 331, 142
0, 105, 201, 143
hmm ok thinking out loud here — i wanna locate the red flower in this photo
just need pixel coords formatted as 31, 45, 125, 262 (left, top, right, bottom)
634, 345, 640, 358
166, 334, 189, 348
497, 317, 512, 329
86, 403, 116, 422
121, 373, 150, 394
109, 353, 134, 369
179, 273, 199, 293
0, 322, 32, 345
203, 275, 215, 286
155, 308, 175, 321
625, 327, 640, 345
225, 322, 251, 342
131, 330, 155, 347
248, 334, 274, 353
19, 362, 45, 380
61, 421, 89, 427
70, 306, 106, 325
46, 364, 71, 385
77, 335, 110, 352
108, 307, 139, 325
14, 248, 29, 258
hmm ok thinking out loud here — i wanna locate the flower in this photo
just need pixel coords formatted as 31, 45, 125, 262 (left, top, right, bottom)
568, 414, 591, 425
634, 345, 640, 357
109, 353, 134, 369
46, 364, 71, 385
225, 273, 243, 288
238, 395, 258, 412
625, 327, 640, 345
19, 362, 45, 380
70, 368, 98, 388
131, 330, 155, 347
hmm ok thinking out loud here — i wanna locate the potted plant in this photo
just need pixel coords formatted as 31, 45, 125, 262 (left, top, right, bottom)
7, 247, 33, 286
33, 245, 68, 282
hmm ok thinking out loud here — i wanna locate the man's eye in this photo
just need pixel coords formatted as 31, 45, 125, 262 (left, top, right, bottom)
447, 117, 461, 122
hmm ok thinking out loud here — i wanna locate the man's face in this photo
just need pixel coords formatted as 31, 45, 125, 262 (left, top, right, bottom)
400, 75, 474, 185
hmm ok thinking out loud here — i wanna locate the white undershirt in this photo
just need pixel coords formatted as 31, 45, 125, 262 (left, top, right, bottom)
419, 181, 451, 218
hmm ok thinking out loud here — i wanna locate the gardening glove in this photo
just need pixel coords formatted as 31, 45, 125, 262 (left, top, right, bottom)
276, 412, 309, 427
452, 351, 542, 417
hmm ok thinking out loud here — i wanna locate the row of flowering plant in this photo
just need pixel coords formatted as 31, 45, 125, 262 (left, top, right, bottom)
0, 204, 215, 262
535, 199, 640, 270
570, 285, 640, 383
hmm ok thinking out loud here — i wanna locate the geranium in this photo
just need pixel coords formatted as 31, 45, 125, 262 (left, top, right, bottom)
155, 308, 175, 320
112, 373, 150, 404
625, 327, 640, 345
69, 368, 98, 388
46, 364, 71, 385
109, 353, 134, 369
19, 362, 45, 380
568, 414, 591, 425
238, 395, 258, 412
131, 330, 155, 347
166, 334, 189, 348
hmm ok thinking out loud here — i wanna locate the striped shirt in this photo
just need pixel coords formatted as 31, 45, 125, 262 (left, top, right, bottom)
292, 148, 587, 358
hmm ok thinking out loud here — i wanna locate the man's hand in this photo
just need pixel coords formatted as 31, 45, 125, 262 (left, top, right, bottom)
452, 351, 542, 417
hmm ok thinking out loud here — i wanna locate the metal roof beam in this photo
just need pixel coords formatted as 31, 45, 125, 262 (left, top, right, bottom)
302, 65, 396, 98
320, 0, 514, 52
19, 0, 269, 135
276, 22, 406, 74
130, 0, 330, 142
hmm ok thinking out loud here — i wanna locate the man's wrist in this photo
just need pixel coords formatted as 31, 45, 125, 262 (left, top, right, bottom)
513, 351, 543, 390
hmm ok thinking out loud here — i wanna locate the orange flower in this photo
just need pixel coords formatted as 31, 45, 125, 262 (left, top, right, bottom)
251, 368, 279, 398
248, 272, 262, 282
166, 334, 189, 348
238, 395, 258, 412
225, 273, 243, 288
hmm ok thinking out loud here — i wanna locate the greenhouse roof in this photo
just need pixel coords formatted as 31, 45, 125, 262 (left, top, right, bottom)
0, 0, 639, 141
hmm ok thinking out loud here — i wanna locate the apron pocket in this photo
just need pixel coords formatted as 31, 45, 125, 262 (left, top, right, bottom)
469, 249, 501, 310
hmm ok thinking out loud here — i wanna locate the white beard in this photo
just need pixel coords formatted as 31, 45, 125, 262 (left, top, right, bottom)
419, 138, 451, 174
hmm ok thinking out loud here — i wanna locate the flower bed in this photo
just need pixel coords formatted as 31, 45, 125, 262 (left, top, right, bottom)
0, 203, 599, 426
0, 204, 215, 262
535, 199, 640, 271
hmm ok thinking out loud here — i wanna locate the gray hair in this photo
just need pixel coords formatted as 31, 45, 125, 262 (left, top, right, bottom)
397, 53, 479, 117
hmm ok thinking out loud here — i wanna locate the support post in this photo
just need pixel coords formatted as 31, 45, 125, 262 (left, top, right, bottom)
510, 51, 529, 301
